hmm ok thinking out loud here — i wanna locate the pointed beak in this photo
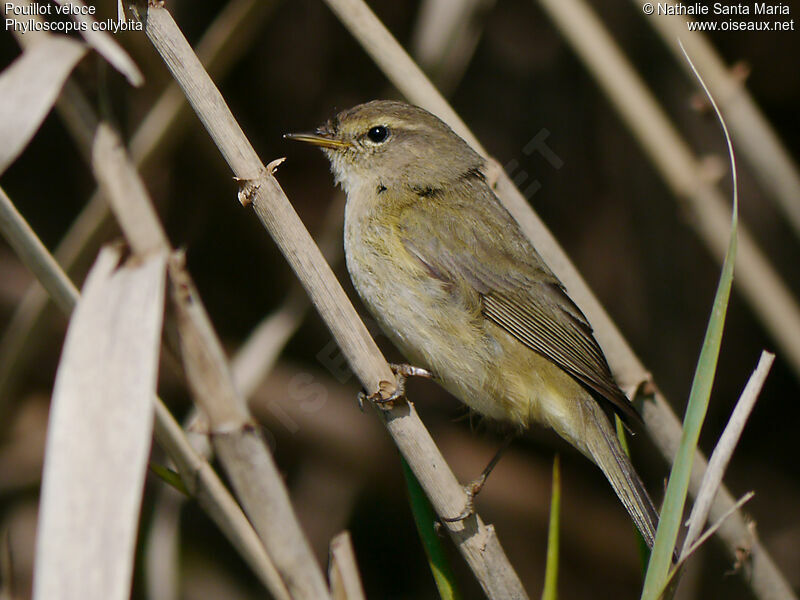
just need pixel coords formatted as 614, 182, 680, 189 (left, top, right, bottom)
283, 131, 351, 150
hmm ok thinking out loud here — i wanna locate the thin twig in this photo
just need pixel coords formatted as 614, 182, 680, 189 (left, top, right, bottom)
0, 188, 78, 315
681, 492, 755, 567
657, 492, 755, 599
682, 352, 774, 558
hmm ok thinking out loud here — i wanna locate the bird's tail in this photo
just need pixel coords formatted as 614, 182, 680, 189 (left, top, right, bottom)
584, 403, 660, 550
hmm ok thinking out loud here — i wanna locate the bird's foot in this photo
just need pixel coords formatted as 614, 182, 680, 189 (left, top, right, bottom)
442, 475, 487, 522
441, 433, 515, 522
357, 363, 433, 410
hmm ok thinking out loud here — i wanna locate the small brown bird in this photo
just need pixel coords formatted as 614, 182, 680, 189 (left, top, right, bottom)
287, 100, 660, 548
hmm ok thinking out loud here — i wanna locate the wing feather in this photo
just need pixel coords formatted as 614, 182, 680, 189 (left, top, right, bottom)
398, 174, 639, 423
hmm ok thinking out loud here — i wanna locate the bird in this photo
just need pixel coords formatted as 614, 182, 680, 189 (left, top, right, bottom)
286, 99, 661, 549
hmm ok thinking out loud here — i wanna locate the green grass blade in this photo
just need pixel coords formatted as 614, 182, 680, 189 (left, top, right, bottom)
642, 209, 736, 600
401, 457, 462, 600
149, 462, 190, 496
641, 40, 739, 600
541, 455, 561, 600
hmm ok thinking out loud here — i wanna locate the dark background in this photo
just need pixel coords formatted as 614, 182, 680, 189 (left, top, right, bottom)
1, 1, 798, 598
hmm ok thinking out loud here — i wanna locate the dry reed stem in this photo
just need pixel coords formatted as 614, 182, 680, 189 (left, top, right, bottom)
328, 531, 367, 600
7, 155, 284, 596
320, 0, 795, 598
6, 9, 327, 595
682, 352, 774, 558
410, 0, 497, 95
0, 0, 273, 406
1, 182, 290, 600
144, 485, 181, 600
538, 0, 800, 382
152, 402, 291, 600
535, 1, 796, 597
136, 4, 527, 598
0, 187, 78, 315
91, 119, 330, 599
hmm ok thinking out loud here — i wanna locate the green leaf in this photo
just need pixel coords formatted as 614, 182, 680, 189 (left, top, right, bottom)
642, 214, 736, 600
541, 455, 560, 600
401, 457, 461, 600
149, 462, 190, 497
641, 41, 739, 600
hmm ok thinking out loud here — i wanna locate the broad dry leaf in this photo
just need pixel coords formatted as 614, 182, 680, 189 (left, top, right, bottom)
0, 36, 86, 175
53, 0, 143, 87
33, 245, 167, 600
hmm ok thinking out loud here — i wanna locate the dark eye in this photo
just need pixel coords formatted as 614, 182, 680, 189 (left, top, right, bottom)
366, 125, 389, 144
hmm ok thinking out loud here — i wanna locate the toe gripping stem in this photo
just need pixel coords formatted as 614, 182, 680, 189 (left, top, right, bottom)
357, 363, 433, 411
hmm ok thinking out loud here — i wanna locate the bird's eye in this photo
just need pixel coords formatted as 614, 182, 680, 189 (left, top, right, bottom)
366, 125, 390, 144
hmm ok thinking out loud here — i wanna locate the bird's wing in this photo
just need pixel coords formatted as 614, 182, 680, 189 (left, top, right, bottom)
397, 177, 639, 423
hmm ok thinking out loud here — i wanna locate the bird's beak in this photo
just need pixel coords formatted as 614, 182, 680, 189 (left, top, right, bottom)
283, 131, 351, 150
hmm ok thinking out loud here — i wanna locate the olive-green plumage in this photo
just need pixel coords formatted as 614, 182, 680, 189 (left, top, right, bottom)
287, 100, 660, 549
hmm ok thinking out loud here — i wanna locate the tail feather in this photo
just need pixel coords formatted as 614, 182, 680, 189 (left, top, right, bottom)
586, 406, 660, 550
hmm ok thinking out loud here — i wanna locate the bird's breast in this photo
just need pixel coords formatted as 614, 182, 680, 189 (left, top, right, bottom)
342, 192, 513, 419
341, 189, 593, 433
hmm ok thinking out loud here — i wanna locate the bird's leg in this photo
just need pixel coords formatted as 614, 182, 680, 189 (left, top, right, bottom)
443, 433, 516, 522
357, 363, 434, 410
